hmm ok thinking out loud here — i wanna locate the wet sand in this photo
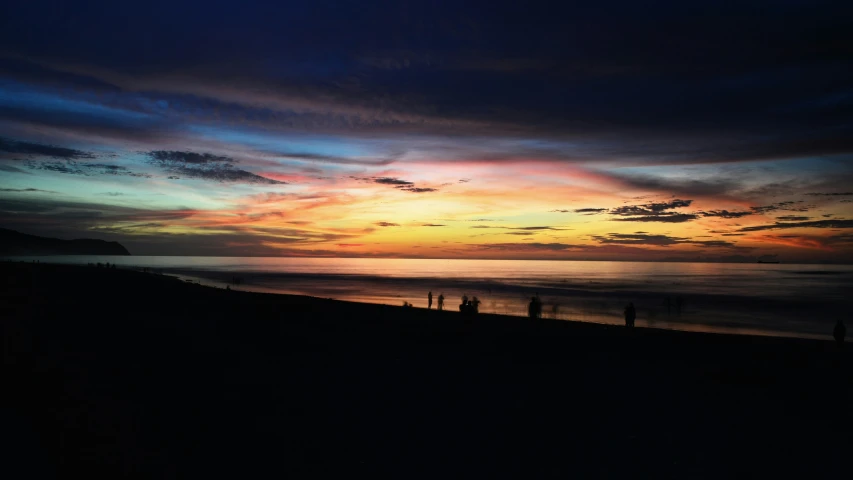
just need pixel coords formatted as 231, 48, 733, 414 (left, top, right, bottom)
138, 264, 849, 339
2, 261, 852, 478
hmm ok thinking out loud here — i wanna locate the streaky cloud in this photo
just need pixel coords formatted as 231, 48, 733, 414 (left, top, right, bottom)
609, 199, 693, 216
592, 233, 739, 248
373, 177, 414, 186
739, 219, 853, 232
700, 210, 754, 218
148, 151, 233, 165
398, 187, 438, 193
0, 136, 95, 159
750, 201, 810, 214
25, 160, 150, 178
607, 199, 696, 223
611, 214, 698, 223
146, 150, 285, 184
0, 187, 55, 193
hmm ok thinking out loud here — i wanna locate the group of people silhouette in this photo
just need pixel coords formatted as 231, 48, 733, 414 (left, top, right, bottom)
423, 291, 846, 347
427, 291, 480, 314
427, 291, 445, 311
459, 294, 481, 315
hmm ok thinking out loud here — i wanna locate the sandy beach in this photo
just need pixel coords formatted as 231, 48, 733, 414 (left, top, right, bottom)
2, 261, 852, 478
12, 255, 850, 339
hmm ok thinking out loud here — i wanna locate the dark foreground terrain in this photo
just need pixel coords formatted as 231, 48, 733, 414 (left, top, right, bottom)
2, 262, 851, 478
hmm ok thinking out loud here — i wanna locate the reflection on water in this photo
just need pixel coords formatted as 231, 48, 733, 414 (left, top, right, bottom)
9, 256, 852, 340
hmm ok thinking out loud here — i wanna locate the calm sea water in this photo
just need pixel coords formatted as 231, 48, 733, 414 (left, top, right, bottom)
12, 256, 853, 340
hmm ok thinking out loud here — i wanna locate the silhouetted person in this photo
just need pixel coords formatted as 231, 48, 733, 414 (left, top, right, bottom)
834, 319, 846, 348
624, 302, 636, 327
471, 296, 481, 314
458, 300, 470, 315
527, 293, 542, 319
461, 294, 468, 306
428, 291, 433, 309
438, 293, 444, 311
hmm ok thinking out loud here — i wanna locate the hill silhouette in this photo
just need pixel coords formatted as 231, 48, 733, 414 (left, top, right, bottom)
0, 228, 130, 255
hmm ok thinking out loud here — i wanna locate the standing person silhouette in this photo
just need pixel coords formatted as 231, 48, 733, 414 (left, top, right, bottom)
624, 302, 636, 328
834, 319, 846, 348
437, 293, 444, 311
428, 291, 433, 309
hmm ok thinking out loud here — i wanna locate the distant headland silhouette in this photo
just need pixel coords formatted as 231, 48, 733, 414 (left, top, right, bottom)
0, 228, 130, 256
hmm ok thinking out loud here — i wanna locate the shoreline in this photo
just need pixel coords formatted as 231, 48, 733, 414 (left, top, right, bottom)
90, 259, 850, 341
3, 259, 844, 350
172, 269, 832, 341
4, 257, 844, 341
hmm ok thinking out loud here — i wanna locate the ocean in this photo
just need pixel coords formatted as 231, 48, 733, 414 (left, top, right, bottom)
10, 256, 852, 340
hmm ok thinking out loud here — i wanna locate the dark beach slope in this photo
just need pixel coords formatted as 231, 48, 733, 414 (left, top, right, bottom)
2, 262, 851, 478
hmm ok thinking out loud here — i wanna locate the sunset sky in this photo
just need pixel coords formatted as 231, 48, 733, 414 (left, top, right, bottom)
1, 0, 852, 262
